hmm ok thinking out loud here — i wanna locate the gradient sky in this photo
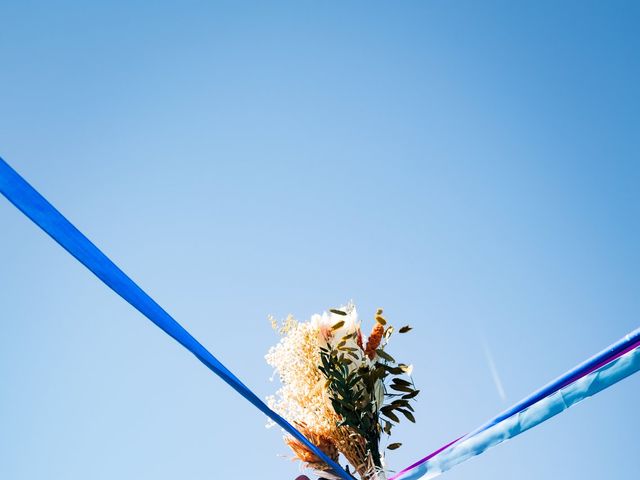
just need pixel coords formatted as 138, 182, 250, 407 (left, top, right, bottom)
1, 2, 638, 479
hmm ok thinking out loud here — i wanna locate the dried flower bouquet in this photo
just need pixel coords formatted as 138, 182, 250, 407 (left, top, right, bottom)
266, 304, 419, 480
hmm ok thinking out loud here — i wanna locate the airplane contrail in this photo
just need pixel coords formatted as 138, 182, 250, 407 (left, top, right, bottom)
481, 338, 507, 401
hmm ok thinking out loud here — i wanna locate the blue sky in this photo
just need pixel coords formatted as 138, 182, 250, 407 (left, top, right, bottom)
1, 1, 638, 479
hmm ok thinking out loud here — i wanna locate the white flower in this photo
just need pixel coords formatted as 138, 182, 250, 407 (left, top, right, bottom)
311, 303, 360, 346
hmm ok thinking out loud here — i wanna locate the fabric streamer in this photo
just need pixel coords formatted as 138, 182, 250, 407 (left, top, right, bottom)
464, 328, 640, 440
391, 329, 640, 480
0, 158, 352, 480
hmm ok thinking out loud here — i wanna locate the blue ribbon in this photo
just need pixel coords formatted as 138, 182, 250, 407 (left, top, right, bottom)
391, 328, 640, 480
0, 158, 351, 480
464, 328, 640, 440
393, 343, 640, 480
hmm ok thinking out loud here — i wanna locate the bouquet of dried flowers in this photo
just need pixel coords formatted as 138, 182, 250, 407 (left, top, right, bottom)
266, 303, 419, 480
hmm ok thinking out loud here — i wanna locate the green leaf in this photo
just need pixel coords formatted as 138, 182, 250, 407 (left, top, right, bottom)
383, 421, 393, 435
381, 364, 403, 375
398, 409, 416, 423
330, 309, 347, 316
387, 443, 402, 450
373, 367, 387, 381
361, 415, 371, 429
321, 354, 330, 371
389, 367, 405, 375
399, 325, 413, 333
390, 384, 414, 393
382, 409, 400, 423
392, 378, 412, 387
380, 407, 400, 423
402, 390, 420, 399
331, 320, 345, 330
376, 349, 395, 362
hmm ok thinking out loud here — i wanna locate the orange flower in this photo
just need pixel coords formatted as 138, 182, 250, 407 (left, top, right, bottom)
365, 323, 385, 359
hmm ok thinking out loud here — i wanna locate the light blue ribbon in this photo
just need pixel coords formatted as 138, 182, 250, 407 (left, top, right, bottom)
395, 345, 640, 480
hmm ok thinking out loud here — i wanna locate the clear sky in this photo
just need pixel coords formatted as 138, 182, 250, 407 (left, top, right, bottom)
1, 2, 638, 479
